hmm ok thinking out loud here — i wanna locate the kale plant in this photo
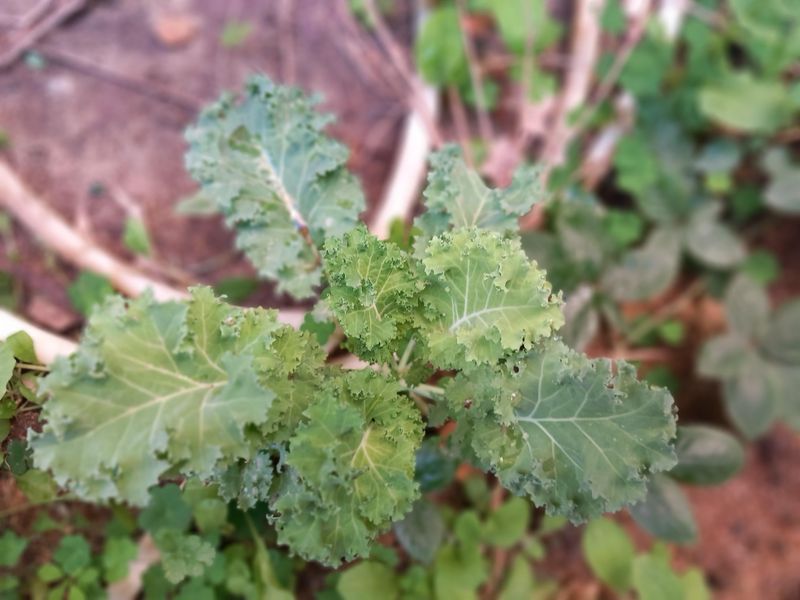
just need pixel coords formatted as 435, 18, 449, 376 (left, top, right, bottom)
29, 76, 678, 568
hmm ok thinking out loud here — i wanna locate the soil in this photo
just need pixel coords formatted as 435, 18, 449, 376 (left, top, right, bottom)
1, 2, 799, 599
0, 0, 408, 319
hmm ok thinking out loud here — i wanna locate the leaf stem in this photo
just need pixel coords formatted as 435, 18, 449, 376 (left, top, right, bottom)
412, 383, 445, 398
15, 362, 49, 372
397, 338, 416, 374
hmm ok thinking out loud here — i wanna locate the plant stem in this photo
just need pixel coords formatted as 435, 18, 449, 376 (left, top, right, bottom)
412, 383, 445, 398
411, 393, 430, 417
15, 362, 49, 372
397, 338, 417, 374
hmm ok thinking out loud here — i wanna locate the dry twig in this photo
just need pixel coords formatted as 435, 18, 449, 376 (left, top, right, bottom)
0, 0, 53, 29
0, 307, 77, 364
0, 0, 86, 70
539, 0, 606, 169
0, 161, 306, 327
361, 0, 444, 147
39, 44, 199, 113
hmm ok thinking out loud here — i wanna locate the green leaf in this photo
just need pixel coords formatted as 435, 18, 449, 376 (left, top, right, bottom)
272, 370, 422, 566
213, 451, 274, 510
192, 498, 228, 533
15, 469, 57, 502
0, 531, 28, 567
414, 437, 457, 492
414, 146, 543, 251
582, 518, 635, 591
697, 333, 751, 380
602, 228, 682, 301
731, 0, 800, 71
185, 76, 365, 298
37, 563, 63, 583
394, 499, 444, 564
600, 1, 626, 33
433, 539, 487, 600
123, 218, 152, 256
213, 277, 258, 303
606, 209, 644, 250
764, 152, 800, 215
614, 132, 660, 196
447, 340, 677, 521
731, 185, 763, 222
6, 439, 32, 476
337, 561, 399, 600
54, 535, 91, 576
684, 204, 746, 269
740, 250, 779, 286
724, 274, 770, 339
31, 287, 288, 505
0, 396, 16, 419
475, 0, 562, 54
725, 358, 786, 438
138, 484, 192, 534
0, 341, 14, 390
301, 308, 336, 346
619, 32, 672, 96
414, 7, 467, 86
0, 574, 19, 593
498, 555, 536, 600
632, 553, 685, 600
698, 71, 793, 134
629, 474, 696, 543
658, 320, 685, 347
482, 497, 529, 548
5, 331, 38, 363
154, 530, 215, 584
67, 272, 115, 318
220, 20, 253, 48
765, 300, 800, 363
695, 139, 742, 174
682, 568, 711, 600
421, 229, 563, 370
323, 226, 422, 362
669, 425, 744, 485
102, 537, 139, 583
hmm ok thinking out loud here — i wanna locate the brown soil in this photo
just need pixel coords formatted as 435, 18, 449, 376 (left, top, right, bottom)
0, 0, 407, 318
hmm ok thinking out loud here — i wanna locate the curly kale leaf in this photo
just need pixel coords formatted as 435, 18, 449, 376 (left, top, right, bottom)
446, 340, 677, 521
421, 229, 563, 370
414, 145, 544, 251
323, 225, 423, 364
271, 370, 422, 566
30, 287, 304, 505
185, 76, 364, 299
